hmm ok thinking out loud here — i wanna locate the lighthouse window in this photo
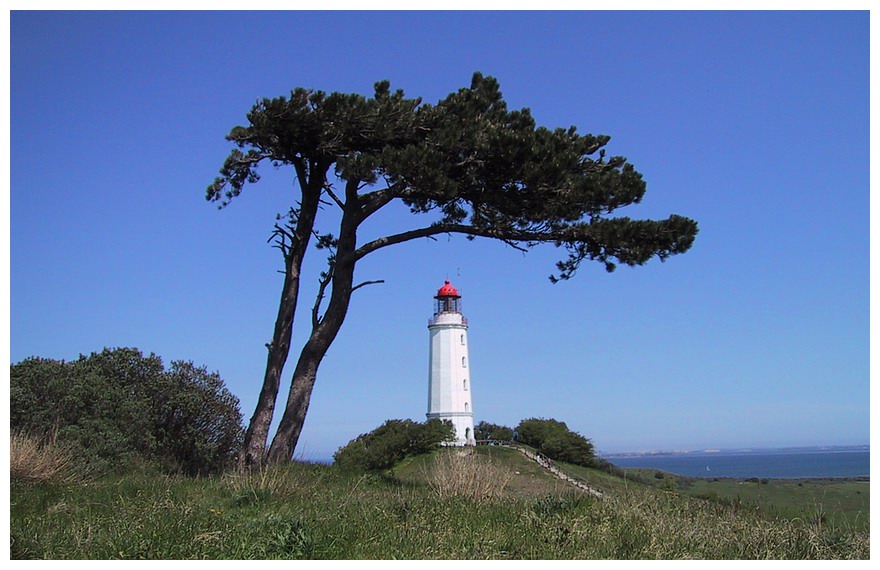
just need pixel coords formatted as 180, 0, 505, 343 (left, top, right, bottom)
460, 334, 465, 345
462, 356, 467, 368
464, 402, 469, 412
463, 379, 468, 391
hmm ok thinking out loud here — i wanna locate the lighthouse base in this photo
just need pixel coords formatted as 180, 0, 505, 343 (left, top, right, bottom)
427, 412, 476, 446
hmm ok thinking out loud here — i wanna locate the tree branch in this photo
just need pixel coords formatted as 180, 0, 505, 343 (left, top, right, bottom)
322, 182, 345, 209
311, 270, 333, 330
355, 182, 411, 222
268, 223, 296, 259
350, 224, 551, 263
351, 279, 385, 293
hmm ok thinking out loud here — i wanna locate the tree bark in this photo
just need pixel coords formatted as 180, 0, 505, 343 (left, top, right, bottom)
266, 187, 360, 463
240, 166, 323, 467
240, 257, 301, 467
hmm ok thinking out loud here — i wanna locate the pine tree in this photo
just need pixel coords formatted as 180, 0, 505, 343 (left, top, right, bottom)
208, 73, 698, 465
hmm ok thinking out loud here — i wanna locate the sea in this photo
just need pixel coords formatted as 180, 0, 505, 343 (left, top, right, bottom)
601, 447, 869, 479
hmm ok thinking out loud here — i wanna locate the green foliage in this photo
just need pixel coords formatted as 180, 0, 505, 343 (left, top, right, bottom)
209, 72, 698, 281
10, 348, 243, 475
152, 361, 245, 475
333, 419, 455, 471
516, 418, 597, 468
238, 514, 314, 559
473, 421, 514, 441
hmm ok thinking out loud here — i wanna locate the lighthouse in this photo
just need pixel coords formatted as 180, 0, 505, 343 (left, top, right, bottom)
427, 280, 476, 445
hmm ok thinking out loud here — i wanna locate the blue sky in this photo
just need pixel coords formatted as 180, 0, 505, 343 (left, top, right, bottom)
8, 10, 870, 460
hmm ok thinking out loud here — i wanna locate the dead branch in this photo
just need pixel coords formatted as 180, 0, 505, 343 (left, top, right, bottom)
322, 182, 345, 209
311, 270, 333, 330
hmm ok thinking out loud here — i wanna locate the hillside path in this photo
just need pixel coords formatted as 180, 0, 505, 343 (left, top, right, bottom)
498, 444, 604, 499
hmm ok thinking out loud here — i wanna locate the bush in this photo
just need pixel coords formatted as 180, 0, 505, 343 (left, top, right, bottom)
473, 421, 514, 442
10, 347, 243, 475
515, 417, 597, 468
591, 456, 627, 478
151, 360, 244, 474
333, 419, 454, 471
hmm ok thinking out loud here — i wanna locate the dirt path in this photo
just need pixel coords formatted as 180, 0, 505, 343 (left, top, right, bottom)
513, 446, 604, 498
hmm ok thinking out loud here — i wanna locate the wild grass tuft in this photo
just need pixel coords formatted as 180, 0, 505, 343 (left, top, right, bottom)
10, 432, 82, 485
423, 448, 513, 502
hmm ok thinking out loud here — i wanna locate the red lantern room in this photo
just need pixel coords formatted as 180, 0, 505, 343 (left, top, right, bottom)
434, 279, 462, 315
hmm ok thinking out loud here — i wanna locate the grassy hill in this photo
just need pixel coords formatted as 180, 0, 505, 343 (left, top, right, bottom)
614, 467, 869, 530
10, 446, 869, 559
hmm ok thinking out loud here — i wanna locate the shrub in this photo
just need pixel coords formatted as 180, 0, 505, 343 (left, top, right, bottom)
150, 360, 244, 474
591, 456, 627, 477
473, 421, 514, 441
10, 347, 243, 475
515, 417, 597, 467
333, 419, 454, 471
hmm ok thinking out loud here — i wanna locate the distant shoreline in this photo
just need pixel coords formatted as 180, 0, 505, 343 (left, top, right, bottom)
600, 444, 869, 459
618, 471, 870, 483
603, 447, 869, 479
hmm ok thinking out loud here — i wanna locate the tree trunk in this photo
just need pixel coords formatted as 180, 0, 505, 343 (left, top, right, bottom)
266, 200, 359, 463
264, 326, 339, 463
240, 173, 322, 467
240, 259, 301, 467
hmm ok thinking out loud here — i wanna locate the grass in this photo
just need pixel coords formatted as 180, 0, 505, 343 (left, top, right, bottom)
421, 447, 513, 501
10, 446, 870, 559
10, 432, 81, 485
394, 445, 579, 497
606, 467, 870, 531
685, 478, 870, 529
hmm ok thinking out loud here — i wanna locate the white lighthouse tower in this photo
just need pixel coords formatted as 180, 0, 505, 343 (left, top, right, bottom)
427, 280, 476, 445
